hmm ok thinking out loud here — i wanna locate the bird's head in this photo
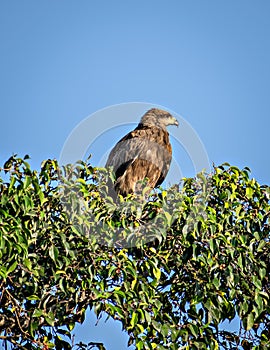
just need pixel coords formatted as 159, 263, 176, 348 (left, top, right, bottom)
140, 108, 179, 129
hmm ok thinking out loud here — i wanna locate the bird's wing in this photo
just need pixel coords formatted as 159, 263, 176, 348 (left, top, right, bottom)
106, 125, 172, 187
105, 129, 143, 178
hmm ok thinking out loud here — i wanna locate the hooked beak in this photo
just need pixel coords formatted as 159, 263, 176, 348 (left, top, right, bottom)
173, 117, 179, 127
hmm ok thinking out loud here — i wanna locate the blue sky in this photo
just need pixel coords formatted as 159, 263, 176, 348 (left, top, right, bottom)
1, 1, 270, 348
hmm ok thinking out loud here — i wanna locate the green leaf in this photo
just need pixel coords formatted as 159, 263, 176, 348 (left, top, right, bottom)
189, 323, 198, 337
130, 311, 138, 328
246, 187, 254, 199
49, 245, 59, 262
45, 311, 55, 326
27, 295, 40, 301
212, 277, 220, 289
153, 267, 161, 280
23, 258, 32, 271
246, 312, 254, 331
68, 322, 75, 331
7, 261, 17, 275
152, 320, 162, 332
32, 309, 43, 318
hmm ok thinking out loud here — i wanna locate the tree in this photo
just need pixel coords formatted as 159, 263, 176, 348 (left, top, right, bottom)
0, 155, 269, 349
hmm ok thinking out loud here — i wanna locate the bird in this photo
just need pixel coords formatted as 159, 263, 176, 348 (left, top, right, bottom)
105, 108, 179, 197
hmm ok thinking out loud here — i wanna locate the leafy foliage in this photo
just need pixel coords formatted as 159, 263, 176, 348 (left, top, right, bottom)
0, 155, 269, 349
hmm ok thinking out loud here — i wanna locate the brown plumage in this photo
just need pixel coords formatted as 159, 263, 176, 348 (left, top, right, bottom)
105, 108, 179, 196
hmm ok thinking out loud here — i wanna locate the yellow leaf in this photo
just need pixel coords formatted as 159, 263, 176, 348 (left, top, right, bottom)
137, 324, 145, 333
153, 267, 161, 281
131, 279, 137, 290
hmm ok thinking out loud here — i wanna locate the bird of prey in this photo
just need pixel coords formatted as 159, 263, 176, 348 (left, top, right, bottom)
105, 108, 179, 196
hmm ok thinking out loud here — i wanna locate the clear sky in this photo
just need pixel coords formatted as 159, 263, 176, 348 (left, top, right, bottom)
1, 1, 270, 349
